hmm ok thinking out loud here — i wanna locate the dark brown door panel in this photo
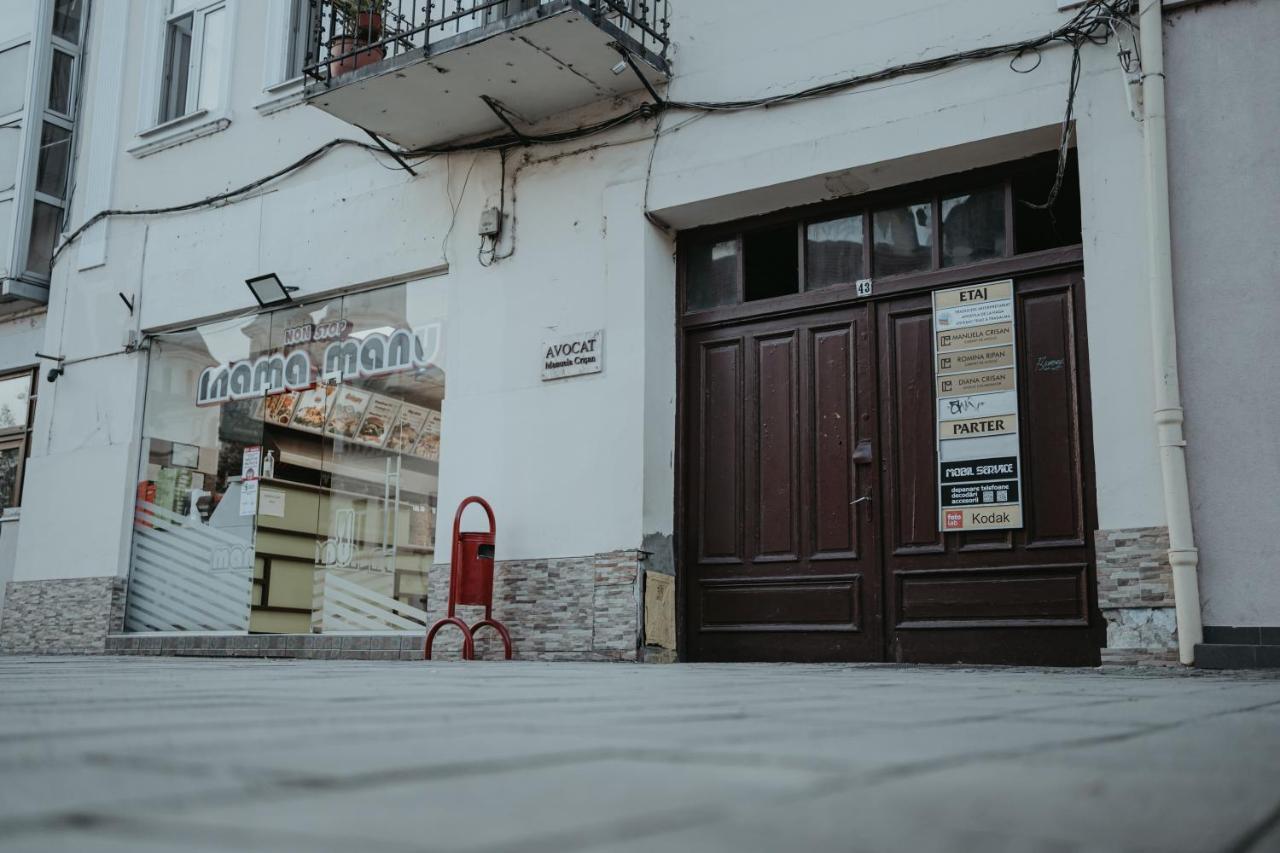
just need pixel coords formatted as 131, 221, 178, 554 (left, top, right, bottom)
684, 308, 882, 662
877, 270, 1101, 665
699, 574, 862, 632
895, 563, 1090, 626
680, 267, 1100, 665
692, 338, 745, 565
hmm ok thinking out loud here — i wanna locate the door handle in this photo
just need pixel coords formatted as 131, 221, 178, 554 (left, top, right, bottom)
850, 495, 871, 506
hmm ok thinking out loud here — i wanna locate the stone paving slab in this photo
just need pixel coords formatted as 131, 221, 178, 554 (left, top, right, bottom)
0, 658, 1277, 852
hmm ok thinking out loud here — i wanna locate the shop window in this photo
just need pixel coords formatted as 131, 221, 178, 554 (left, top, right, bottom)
941, 186, 1006, 267
1013, 150, 1082, 254
685, 237, 739, 312
873, 202, 933, 277
805, 214, 864, 291
743, 225, 799, 302
126, 279, 447, 635
0, 370, 36, 510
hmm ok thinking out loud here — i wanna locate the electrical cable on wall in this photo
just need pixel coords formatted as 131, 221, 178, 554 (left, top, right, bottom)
50, 0, 1135, 267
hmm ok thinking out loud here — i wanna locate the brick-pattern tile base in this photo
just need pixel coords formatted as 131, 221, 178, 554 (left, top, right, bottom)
1095, 527, 1173, 608
0, 577, 126, 655
1095, 526, 1177, 665
426, 550, 642, 661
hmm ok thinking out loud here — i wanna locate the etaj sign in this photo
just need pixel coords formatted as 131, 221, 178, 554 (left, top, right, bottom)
195, 324, 443, 406
932, 280, 1024, 532
542, 330, 604, 381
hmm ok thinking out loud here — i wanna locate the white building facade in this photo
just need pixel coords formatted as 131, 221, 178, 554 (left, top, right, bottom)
0, 0, 1275, 667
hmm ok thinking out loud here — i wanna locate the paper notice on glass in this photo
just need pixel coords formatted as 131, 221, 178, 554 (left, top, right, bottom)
241, 446, 261, 481
239, 479, 259, 516
258, 487, 286, 518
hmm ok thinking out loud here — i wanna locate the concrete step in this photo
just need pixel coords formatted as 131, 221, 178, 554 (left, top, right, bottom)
1195, 643, 1280, 670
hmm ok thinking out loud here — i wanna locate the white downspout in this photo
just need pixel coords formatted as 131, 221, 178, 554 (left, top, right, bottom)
1138, 0, 1202, 664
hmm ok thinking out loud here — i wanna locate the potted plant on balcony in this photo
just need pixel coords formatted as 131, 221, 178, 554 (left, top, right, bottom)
327, 0, 390, 79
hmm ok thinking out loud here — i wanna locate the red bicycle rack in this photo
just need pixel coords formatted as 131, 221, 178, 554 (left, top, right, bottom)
424, 496, 513, 660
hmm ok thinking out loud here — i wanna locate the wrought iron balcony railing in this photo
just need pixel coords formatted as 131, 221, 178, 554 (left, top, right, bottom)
303, 0, 671, 86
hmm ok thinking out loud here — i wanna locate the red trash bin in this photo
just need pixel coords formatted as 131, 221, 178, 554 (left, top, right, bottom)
424, 496, 512, 660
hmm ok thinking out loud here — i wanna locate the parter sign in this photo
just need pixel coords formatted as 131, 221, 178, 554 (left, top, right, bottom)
932, 280, 1024, 532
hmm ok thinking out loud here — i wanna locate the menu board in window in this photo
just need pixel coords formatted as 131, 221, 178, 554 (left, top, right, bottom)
290, 385, 336, 434
263, 391, 301, 427
413, 409, 442, 461
326, 387, 373, 439
354, 395, 401, 448
385, 404, 428, 454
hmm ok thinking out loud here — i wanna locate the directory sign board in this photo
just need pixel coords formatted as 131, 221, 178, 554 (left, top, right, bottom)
933, 280, 1023, 532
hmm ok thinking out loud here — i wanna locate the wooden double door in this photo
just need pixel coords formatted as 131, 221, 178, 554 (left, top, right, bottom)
680, 269, 1102, 665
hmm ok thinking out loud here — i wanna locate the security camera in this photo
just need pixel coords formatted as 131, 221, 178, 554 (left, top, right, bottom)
46, 366, 64, 383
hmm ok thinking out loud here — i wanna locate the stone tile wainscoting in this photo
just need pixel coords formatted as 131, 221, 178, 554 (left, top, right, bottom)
1095, 527, 1178, 665
425, 549, 644, 661
0, 577, 127, 655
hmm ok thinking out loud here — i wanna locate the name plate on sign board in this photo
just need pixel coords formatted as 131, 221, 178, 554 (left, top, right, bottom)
542, 330, 604, 381
932, 280, 1024, 532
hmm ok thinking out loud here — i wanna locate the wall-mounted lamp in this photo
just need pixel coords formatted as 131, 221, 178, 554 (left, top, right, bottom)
36, 352, 65, 383
245, 273, 298, 308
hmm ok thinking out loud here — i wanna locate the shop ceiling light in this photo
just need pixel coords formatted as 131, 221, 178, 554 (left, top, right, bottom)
245, 273, 297, 307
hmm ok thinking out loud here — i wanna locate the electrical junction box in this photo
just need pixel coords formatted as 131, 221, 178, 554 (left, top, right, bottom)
479, 207, 502, 237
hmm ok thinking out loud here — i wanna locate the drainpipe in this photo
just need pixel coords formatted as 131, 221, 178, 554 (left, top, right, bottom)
1138, 0, 1202, 664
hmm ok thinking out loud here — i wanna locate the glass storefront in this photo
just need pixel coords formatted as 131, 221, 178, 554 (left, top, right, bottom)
126, 279, 446, 634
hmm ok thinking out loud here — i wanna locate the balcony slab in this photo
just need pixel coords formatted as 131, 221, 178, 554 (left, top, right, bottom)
305, 1, 667, 150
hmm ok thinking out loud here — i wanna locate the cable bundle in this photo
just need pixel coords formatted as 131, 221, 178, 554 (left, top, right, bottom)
53, 0, 1136, 264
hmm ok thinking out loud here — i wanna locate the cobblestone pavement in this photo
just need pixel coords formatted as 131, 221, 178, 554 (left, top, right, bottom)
0, 658, 1278, 852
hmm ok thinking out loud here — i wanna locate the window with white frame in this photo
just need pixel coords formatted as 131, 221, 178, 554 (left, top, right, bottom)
0, 368, 38, 509
258, 0, 334, 112
158, 0, 228, 125
23, 0, 84, 280
285, 0, 315, 80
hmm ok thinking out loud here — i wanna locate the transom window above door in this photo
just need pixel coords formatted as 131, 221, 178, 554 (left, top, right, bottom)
682, 150, 1081, 314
